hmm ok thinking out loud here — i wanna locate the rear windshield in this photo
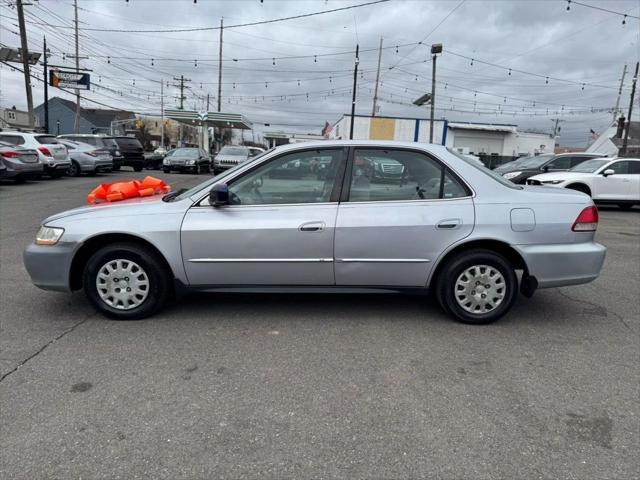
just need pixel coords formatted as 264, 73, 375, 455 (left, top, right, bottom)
113, 137, 142, 149
101, 138, 118, 148
35, 135, 59, 145
219, 146, 248, 156
447, 148, 522, 190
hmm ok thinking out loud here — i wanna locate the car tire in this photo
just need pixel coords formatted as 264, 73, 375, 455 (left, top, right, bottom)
133, 165, 144, 172
163, 168, 171, 174
436, 249, 518, 325
112, 165, 121, 171
193, 164, 201, 175
83, 242, 171, 320
68, 161, 81, 177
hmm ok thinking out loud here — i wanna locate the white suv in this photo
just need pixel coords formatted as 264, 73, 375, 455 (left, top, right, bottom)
0, 132, 71, 178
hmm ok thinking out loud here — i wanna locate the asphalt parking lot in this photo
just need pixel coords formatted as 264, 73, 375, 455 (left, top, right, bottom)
0, 170, 638, 479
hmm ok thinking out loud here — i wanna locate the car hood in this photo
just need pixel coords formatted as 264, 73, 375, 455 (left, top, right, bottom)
43, 195, 181, 224
528, 171, 594, 182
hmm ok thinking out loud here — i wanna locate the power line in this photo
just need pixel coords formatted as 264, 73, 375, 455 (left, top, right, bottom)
565, 0, 640, 21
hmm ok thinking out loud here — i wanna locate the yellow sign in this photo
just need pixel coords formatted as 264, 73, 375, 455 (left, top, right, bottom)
369, 118, 395, 140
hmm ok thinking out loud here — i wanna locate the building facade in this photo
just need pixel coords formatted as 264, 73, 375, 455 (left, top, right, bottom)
328, 115, 553, 160
0, 106, 39, 130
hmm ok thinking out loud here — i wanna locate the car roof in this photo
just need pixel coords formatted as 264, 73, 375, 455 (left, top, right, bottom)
553, 152, 603, 157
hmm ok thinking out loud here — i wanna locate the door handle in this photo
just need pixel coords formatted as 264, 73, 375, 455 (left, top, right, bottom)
436, 219, 461, 229
299, 221, 325, 232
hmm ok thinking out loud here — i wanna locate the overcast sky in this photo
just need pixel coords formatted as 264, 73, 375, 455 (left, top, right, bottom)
1, 0, 638, 146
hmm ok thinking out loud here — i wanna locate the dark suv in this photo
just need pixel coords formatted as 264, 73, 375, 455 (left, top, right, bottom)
494, 152, 605, 184
111, 136, 144, 172
58, 134, 124, 170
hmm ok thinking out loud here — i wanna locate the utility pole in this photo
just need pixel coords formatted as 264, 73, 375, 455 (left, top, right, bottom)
613, 64, 627, 123
173, 75, 189, 109
206, 93, 210, 111
349, 44, 359, 140
43, 36, 49, 133
73, 0, 80, 133
371, 37, 383, 117
16, 0, 34, 129
160, 79, 164, 149
621, 61, 639, 157
217, 17, 223, 112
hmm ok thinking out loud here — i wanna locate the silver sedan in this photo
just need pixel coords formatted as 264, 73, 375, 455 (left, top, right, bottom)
24, 141, 606, 324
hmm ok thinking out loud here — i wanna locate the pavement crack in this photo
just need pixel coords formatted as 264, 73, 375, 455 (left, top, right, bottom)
556, 289, 634, 333
0, 314, 94, 383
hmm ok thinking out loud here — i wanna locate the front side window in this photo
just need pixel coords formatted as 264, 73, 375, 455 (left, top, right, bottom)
571, 159, 609, 173
228, 149, 343, 205
348, 149, 469, 202
608, 161, 630, 174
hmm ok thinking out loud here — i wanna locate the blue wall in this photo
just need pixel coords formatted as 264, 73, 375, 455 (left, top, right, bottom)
35, 99, 97, 135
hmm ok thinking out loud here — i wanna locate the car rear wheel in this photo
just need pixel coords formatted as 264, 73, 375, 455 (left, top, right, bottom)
83, 242, 170, 320
68, 161, 81, 177
436, 249, 517, 324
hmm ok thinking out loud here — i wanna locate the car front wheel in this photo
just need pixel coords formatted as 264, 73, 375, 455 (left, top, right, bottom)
436, 249, 517, 324
83, 242, 171, 320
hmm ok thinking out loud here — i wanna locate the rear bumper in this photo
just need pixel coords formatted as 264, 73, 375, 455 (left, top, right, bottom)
44, 162, 71, 174
23, 241, 76, 292
514, 241, 606, 288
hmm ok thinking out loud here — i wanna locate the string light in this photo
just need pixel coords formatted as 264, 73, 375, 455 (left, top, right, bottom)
151, 58, 154, 66
566, 0, 571, 11
508, 68, 511, 76
272, 57, 275, 65
470, 58, 474, 66
314, 55, 317, 63
622, 14, 627, 25
194, 59, 197, 67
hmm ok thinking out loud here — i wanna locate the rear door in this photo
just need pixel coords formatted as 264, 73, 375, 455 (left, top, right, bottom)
594, 160, 633, 200
334, 147, 475, 287
181, 148, 347, 286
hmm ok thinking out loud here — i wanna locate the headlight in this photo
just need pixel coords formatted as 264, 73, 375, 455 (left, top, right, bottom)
163, 158, 170, 165
503, 171, 522, 180
35, 226, 64, 245
115, 150, 121, 156
186, 159, 195, 165
542, 180, 564, 185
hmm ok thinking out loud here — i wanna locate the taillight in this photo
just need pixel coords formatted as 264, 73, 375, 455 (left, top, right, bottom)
572, 206, 599, 232
0, 151, 20, 158
38, 146, 52, 157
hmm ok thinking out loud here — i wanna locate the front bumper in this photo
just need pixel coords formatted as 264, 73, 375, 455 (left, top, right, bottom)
515, 241, 606, 288
23, 241, 77, 292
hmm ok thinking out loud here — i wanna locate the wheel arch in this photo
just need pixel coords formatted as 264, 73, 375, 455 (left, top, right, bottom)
69, 232, 175, 291
427, 238, 528, 288
565, 182, 591, 196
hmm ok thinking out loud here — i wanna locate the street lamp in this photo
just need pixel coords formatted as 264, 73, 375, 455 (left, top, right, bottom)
429, 43, 443, 143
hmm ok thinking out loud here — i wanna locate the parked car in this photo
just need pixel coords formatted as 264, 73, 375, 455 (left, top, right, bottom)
110, 136, 145, 171
0, 132, 70, 178
24, 141, 606, 325
0, 140, 43, 182
494, 152, 604, 184
154, 146, 168, 156
162, 147, 212, 174
213, 145, 265, 174
58, 134, 124, 170
527, 157, 640, 210
57, 139, 113, 176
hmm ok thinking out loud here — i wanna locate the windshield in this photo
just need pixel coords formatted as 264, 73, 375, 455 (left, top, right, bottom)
447, 148, 522, 190
170, 148, 274, 202
173, 148, 200, 158
569, 158, 609, 173
219, 146, 248, 156
514, 154, 554, 169
35, 135, 59, 145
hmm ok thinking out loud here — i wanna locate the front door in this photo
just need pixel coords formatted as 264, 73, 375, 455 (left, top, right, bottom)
334, 147, 475, 287
181, 148, 346, 286
594, 160, 635, 200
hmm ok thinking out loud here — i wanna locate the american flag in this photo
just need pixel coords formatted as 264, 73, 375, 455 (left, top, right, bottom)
590, 129, 599, 140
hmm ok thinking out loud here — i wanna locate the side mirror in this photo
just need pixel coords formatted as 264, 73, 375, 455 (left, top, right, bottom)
543, 165, 550, 172
603, 169, 615, 177
209, 183, 229, 206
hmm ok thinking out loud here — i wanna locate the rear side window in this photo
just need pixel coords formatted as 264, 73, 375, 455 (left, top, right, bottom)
114, 137, 142, 149
609, 161, 630, 174
628, 161, 640, 174
0, 135, 24, 145
35, 135, 59, 144
348, 149, 470, 202
546, 157, 571, 170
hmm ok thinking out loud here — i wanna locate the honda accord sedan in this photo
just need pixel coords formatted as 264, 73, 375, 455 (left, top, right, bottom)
24, 141, 606, 324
